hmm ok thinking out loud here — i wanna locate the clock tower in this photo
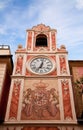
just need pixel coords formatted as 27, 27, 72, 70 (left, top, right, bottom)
5, 24, 77, 130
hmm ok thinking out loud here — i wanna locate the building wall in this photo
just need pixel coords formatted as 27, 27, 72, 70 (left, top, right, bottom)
0, 46, 13, 122
69, 61, 83, 120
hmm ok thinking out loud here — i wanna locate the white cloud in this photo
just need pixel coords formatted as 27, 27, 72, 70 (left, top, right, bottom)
0, 0, 11, 10
0, 2, 6, 10
76, 0, 83, 9
34, 0, 83, 48
0, 0, 83, 60
0, 26, 7, 35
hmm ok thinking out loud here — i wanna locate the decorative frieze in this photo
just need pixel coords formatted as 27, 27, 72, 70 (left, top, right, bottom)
51, 31, 56, 50
15, 55, 23, 75
27, 31, 32, 50
59, 55, 67, 75
61, 79, 72, 120
9, 79, 21, 120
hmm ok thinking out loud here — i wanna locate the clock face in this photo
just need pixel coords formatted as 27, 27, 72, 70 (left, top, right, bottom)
29, 57, 53, 74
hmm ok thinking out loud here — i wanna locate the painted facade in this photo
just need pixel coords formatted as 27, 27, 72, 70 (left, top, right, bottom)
0, 24, 83, 130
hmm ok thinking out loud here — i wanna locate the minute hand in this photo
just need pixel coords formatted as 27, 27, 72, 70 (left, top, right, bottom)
39, 61, 43, 68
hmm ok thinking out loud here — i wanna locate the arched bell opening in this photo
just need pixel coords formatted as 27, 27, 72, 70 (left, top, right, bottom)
35, 34, 47, 47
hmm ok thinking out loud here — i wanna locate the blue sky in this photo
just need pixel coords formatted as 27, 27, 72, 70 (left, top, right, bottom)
0, 0, 83, 60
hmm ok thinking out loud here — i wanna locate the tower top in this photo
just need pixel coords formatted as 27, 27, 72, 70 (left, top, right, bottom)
26, 23, 57, 32
25, 23, 57, 52
16, 24, 67, 53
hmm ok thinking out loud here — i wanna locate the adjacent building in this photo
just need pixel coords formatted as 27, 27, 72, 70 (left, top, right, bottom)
0, 45, 13, 122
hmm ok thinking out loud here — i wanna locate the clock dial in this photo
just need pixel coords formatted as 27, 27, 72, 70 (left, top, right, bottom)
29, 57, 53, 74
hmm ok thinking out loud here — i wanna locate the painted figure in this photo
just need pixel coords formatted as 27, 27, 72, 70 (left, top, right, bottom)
9, 80, 21, 120
15, 55, 23, 74
61, 80, 72, 120
21, 81, 60, 120
59, 55, 67, 74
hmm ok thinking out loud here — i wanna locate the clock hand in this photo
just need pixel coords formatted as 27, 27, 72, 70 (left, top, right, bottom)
36, 61, 43, 71
39, 61, 43, 68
